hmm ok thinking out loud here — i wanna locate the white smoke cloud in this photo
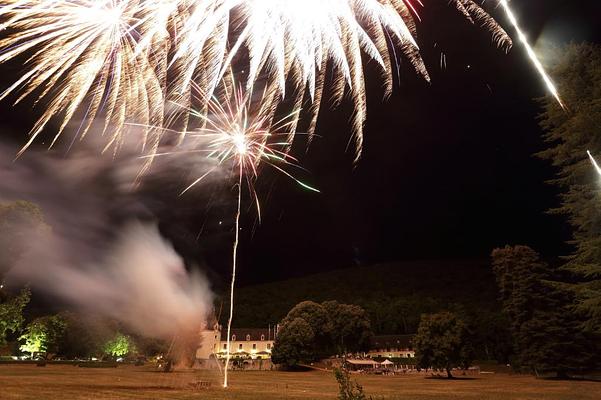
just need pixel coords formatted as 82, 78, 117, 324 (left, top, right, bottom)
11, 221, 212, 338
0, 141, 215, 339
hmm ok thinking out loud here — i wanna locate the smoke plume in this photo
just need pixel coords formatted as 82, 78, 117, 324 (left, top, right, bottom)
0, 140, 214, 340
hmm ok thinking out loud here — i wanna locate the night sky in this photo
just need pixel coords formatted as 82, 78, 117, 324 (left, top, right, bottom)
1, 0, 600, 287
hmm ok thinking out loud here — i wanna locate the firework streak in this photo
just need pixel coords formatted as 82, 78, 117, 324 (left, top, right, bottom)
0, 0, 517, 162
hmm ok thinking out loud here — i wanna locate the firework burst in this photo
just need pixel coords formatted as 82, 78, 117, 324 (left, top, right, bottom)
155, 78, 318, 388
0, 0, 514, 162
220, 0, 512, 161
0, 0, 169, 157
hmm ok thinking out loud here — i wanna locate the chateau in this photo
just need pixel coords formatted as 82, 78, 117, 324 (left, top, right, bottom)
366, 334, 415, 359
196, 326, 277, 361
196, 328, 415, 364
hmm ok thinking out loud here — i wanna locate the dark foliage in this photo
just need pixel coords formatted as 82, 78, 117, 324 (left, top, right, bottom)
491, 245, 597, 376
537, 42, 601, 337
271, 301, 372, 367
226, 259, 510, 361
0, 287, 30, 346
271, 317, 316, 367
413, 311, 474, 378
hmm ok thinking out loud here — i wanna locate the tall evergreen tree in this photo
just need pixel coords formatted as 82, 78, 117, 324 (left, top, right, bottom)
491, 246, 595, 376
537, 43, 601, 335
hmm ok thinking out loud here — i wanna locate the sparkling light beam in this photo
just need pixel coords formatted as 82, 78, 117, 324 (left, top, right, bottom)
142, 78, 319, 387
499, 0, 565, 109
587, 150, 601, 177
0, 0, 513, 163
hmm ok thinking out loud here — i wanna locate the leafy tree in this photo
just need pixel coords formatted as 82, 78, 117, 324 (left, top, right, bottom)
133, 336, 169, 358
279, 301, 330, 359
271, 318, 315, 367
103, 333, 135, 358
413, 311, 474, 378
491, 245, 595, 376
56, 314, 124, 359
322, 301, 372, 355
468, 312, 512, 363
537, 42, 601, 336
0, 287, 30, 346
56, 313, 102, 359
19, 315, 67, 357
19, 320, 46, 357
229, 260, 506, 361
272, 300, 372, 366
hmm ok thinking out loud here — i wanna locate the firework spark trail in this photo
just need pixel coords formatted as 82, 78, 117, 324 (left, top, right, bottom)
498, 0, 565, 109
141, 79, 318, 387
179, 84, 318, 388
0, 0, 165, 157
0, 0, 513, 164
221, 0, 511, 161
587, 150, 601, 177
223, 164, 242, 388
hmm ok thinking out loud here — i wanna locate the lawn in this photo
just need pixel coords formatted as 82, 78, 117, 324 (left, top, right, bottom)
0, 364, 598, 400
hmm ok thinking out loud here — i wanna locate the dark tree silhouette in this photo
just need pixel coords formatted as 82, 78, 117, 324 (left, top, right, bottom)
413, 311, 473, 378
491, 245, 596, 376
537, 42, 601, 337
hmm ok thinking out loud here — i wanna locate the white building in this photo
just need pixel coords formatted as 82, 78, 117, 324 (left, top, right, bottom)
196, 327, 277, 361
367, 335, 415, 359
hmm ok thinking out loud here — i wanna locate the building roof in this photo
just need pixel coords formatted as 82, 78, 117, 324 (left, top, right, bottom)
346, 359, 379, 365
221, 328, 273, 341
369, 335, 414, 350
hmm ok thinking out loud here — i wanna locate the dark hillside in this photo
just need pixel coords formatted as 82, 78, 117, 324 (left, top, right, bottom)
223, 258, 510, 360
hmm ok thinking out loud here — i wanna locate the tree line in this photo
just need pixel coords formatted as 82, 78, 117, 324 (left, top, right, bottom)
0, 287, 163, 360
259, 43, 601, 379
486, 43, 601, 377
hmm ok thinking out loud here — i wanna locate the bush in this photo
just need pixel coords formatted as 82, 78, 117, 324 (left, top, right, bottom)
333, 368, 367, 400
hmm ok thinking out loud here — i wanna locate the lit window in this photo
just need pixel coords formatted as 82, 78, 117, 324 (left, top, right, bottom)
232, 335, 236, 341
260, 335, 265, 341
246, 334, 251, 341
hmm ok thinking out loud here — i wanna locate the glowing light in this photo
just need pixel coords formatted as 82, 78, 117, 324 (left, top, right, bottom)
498, 0, 565, 109
0, 0, 512, 163
587, 150, 601, 177
231, 134, 248, 156
221, 0, 511, 161
0, 0, 165, 156
148, 78, 319, 388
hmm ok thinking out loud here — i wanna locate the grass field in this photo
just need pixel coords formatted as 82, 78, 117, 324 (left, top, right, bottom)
0, 365, 599, 400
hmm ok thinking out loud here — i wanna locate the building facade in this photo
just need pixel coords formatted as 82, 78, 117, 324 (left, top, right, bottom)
366, 334, 415, 359
196, 327, 276, 361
